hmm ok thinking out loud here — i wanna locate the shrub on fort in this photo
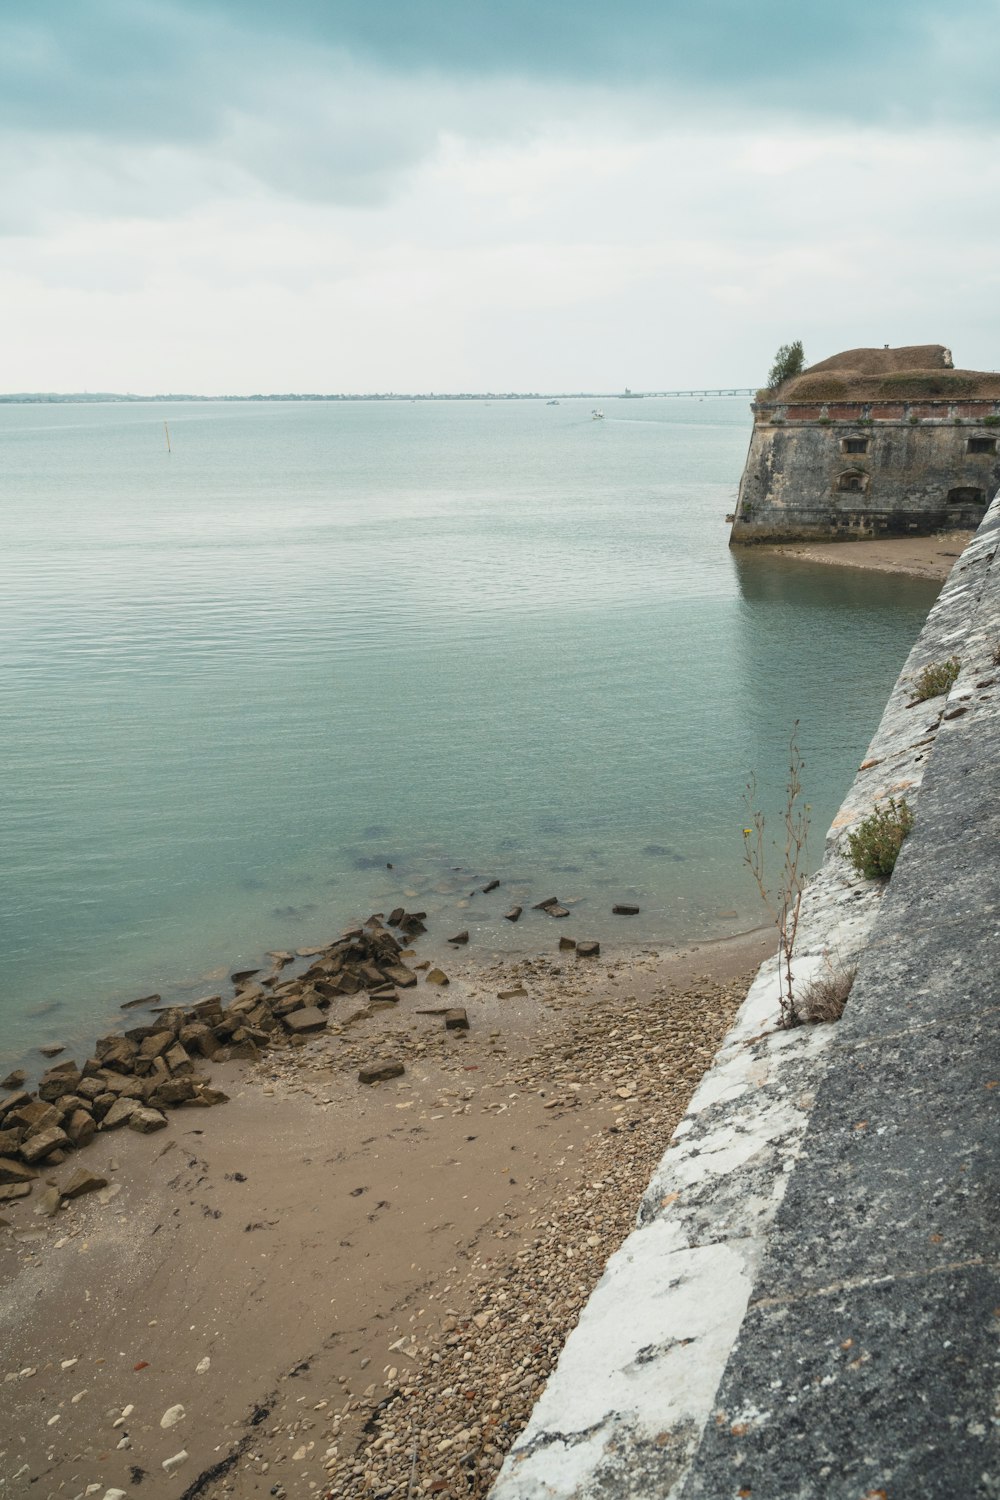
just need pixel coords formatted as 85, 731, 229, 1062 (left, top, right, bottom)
983, 414, 1000, 428
911, 656, 960, 702
847, 797, 915, 880
766, 340, 805, 390
797, 965, 857, 1024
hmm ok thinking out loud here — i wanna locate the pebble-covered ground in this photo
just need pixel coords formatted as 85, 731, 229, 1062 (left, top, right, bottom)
200, 954, 751, 1500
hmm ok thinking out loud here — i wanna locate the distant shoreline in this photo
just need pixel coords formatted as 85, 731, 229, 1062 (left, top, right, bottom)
0, 389, 753, 405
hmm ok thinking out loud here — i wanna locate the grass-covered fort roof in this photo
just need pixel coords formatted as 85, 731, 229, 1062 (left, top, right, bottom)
767, 345, 1000, 402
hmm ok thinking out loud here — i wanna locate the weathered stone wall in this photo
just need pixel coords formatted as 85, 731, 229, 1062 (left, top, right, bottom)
492, 498, 1000, 1499
731, 399, 1000, 542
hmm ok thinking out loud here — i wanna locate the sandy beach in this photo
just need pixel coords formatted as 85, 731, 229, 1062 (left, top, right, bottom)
756, 529, 974, 581
0, 924, 772, 1500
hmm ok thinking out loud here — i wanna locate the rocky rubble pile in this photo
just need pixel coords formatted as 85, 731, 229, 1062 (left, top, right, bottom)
0, 910, 429, 1211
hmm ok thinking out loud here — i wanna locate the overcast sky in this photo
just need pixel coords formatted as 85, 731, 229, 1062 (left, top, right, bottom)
2, 1, 998, 394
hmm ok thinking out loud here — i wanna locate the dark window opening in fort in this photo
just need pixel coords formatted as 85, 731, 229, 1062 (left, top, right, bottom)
836, 470, 867, 493
947, 487, 985, 506
967, 437, 997, 454
842, 437, 869, 454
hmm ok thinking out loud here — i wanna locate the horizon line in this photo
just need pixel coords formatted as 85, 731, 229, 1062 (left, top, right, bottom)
0, 387, 757, 404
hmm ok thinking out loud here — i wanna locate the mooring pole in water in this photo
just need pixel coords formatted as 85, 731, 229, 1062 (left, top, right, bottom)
164, 421, 172, 453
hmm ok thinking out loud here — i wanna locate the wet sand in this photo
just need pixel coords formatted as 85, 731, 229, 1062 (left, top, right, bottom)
0, 927, 773, 1499
758, 530, 973, 581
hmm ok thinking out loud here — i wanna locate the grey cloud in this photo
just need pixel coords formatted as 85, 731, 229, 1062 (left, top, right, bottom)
0, 0, 998, 231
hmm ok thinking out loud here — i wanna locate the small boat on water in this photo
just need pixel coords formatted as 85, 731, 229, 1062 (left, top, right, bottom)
546, 399, 560, 405
591, 408, 605, 420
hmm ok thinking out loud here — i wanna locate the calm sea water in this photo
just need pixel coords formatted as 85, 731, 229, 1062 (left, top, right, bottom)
0, 398, 938, 1064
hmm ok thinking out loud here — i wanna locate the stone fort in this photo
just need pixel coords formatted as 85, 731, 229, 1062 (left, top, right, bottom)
730, 343, 1000, 542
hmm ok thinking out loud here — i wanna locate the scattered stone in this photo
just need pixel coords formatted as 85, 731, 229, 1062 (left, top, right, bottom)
425, 968, 450, 986
63, 1109, 96, 1148
20, 1126, 70, 1163
196, 1356, 211, 1374
231, 968, 260, 984
482, 879, 500, 893
101, 1098, 139, 1131
546, 905, 570, 919
0, 1090, 31, 1119
38, 1062, 83, 1101
37, 1043, 65, 1058
576, 940, 601, 957
0, 1070, 26, 1090
119, 993, 160, 1010
149, 1078, 196, 1108
498, 987, 528, 1000
161, 1451, 189, 1475
160, 1403, 185, 1429
164, 1042, 194, 1074
11, 1099, 60, 1132
128, 1105, 169, 1134
283, 1006, 328, 1035
37, 1186, 61, 1217
558, 936, 577, 951
444, 1009, 470, 1032
504, 906, 523, 923
0, 1181, 32, 1202
358, 1061, 406, 1085
613, 904, 641, 916
383, 965, 418, 988
532, 897, 559, 910
186, 1087, 229, 1107
61, 1167, 108, 1200
447, 931, 470, 945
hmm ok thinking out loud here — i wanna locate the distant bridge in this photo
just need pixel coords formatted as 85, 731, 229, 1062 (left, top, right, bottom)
634, 388, 756, 399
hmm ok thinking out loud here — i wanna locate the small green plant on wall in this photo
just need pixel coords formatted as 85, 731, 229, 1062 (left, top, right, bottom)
847, 797, 915, 880
911, 656, 960, 703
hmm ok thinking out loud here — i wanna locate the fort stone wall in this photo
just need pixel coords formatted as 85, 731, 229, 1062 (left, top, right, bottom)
731, 398, 1000, 542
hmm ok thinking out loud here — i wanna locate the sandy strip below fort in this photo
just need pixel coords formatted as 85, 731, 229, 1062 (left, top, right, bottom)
0, 929, 773, 1500
757, 528, 973, 580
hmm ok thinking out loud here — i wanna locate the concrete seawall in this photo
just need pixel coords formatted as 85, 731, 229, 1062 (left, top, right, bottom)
492, 498, 1000, 1499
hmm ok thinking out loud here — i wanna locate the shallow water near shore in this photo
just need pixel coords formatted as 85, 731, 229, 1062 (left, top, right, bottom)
1, 397, 938, 1064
